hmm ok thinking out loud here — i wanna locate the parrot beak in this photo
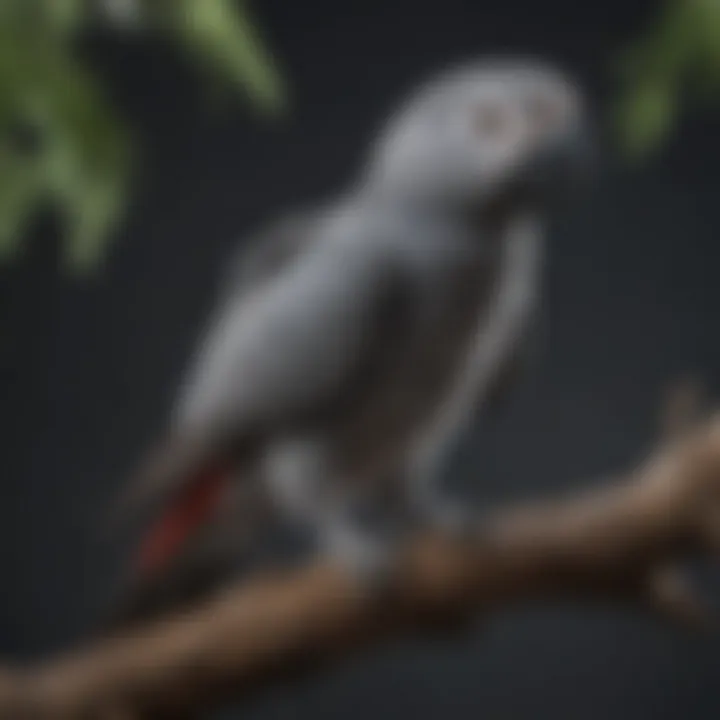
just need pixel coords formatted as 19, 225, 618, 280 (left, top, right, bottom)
483, 122, 595, 221
520, 121, 596, 207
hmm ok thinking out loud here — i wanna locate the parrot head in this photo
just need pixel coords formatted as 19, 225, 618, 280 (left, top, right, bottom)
366, 58, 593, 213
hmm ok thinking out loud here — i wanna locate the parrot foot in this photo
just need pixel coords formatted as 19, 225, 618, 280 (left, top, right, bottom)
417, 497, 487, 544
320, 520, 400, 597
409, 469, 486, 543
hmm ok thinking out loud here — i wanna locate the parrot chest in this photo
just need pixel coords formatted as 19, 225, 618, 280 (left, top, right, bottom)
334, 217, 541, 485
405, 220, 541, 475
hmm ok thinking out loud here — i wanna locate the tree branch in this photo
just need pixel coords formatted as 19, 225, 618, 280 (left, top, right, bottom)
2, 405, 720, 719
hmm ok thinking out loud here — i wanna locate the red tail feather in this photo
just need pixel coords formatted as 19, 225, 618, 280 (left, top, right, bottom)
134, 464, 228, 577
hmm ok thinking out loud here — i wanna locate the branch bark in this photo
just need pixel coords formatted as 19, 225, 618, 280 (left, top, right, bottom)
3, 403, 720, 719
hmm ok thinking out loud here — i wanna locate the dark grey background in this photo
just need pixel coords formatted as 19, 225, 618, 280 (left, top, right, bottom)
1, 0, 719, 718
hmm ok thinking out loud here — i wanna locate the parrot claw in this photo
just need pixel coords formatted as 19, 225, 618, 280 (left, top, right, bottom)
415, 496, 486, 543
432, 503, 481, 539
321, 521, 399, 596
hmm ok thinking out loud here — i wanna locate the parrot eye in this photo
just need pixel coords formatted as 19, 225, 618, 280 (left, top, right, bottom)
472, 103, 514, 141
526, 93, 561, 131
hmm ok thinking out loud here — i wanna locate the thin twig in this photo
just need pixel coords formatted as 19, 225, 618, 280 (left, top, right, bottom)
2, 411, 720, 719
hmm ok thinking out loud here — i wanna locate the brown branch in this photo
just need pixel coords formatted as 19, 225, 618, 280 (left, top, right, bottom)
3, 409, 720, 719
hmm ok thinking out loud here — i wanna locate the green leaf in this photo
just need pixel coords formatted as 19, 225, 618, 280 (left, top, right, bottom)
0, 0, 284, 274
42, 0, 86, 34
0, 153, 44, 261
690, 0, 720, 86
615, 0, 720, 158
60, 176, 126, 272
0, 21, 130, 271
616, 80, 677, 159
41, 49, 131, 271
154, 0, 286, 115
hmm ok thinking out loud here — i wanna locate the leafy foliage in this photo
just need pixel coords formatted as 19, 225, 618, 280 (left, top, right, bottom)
151, 0, 286, 114
616, 0, 720, 158
0, 0, 717, 272
0, 0, 284, 272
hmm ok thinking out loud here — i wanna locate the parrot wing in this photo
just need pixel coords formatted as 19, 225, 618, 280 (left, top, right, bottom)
113, 209, 413, 609
111, 210, 320, 527
220, 208, 324, 299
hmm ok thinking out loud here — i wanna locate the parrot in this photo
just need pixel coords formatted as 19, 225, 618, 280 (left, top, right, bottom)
108, 57, 592, 629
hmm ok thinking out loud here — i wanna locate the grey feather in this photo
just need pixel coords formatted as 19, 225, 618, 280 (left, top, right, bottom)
112, 210, 320, 519
117, 207, 414, 518
111, 57, 593, 624
217, 209, 322, 304
174, 211, 412, 435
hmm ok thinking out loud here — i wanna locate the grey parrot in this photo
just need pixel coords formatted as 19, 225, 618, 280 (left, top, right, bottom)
109, 58, 591, 628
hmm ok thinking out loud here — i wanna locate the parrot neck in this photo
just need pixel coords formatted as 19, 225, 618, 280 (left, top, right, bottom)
356, 176, 541, 240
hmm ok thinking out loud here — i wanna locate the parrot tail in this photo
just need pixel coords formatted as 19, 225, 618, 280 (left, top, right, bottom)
133, 462, 229, 578
103, 463, 234, 633
103, 462, 275, 634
